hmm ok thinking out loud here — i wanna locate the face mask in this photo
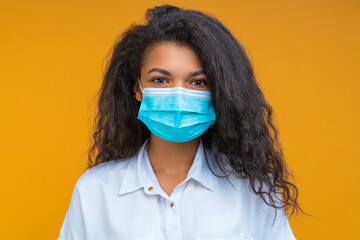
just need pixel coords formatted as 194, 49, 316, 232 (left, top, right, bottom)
137, 79, 216, 142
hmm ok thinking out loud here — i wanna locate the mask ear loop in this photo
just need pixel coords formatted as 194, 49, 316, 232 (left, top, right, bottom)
138, 78, 144, 94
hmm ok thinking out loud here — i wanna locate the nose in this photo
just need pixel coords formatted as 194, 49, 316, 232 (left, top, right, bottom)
172, 80, 188, 89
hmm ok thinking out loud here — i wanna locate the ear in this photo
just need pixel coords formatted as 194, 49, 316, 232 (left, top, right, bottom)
133, 80, 143, 102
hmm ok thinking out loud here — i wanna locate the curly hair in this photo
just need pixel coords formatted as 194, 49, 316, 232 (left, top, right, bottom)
86, 4, 305, 218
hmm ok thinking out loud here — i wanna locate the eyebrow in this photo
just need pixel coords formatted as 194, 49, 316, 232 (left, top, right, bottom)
146, 67, 206, 78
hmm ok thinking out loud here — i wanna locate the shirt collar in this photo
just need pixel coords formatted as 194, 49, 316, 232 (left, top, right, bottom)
118, 137, 216, 196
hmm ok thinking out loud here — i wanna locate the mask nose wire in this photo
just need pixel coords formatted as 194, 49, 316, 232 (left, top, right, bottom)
138, 78, 144, 94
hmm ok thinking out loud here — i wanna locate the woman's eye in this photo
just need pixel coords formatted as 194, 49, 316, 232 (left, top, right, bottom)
152, 77, 168, 84
191, 79, 207, 86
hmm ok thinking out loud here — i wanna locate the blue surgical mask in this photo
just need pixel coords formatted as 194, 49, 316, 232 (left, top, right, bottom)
137, 79, 216, 142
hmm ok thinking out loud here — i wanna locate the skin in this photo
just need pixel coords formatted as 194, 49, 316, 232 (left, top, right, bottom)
133, 41, 210, 197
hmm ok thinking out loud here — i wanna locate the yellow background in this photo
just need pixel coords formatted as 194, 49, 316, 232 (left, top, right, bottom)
1, 0, 359, 239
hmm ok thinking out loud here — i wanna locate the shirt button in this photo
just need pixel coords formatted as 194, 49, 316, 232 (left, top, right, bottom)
148, 186, 154, 191
170, 202, 174, 207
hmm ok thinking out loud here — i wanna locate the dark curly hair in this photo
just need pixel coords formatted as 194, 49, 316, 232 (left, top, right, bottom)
86, 4, 305, 218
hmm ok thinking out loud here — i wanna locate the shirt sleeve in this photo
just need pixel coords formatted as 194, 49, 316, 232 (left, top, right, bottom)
57, 183, 87, 240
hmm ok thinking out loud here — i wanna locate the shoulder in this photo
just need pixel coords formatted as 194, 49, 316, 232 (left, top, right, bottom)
74, 157, 133, 193
220, 175, 296, 239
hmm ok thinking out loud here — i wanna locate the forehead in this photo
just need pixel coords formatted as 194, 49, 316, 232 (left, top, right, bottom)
141, 42, 204, 74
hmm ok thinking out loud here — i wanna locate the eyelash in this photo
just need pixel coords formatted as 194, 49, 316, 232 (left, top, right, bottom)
151, 77, 208, 86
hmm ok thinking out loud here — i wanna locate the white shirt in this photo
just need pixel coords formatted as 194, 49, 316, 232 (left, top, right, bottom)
58, 137, 297, 240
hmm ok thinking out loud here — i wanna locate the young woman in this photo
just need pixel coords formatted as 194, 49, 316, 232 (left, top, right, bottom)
58, 4, 304, 240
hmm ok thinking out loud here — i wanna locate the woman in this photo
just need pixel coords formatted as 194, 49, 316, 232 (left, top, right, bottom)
58, 4, 304, 240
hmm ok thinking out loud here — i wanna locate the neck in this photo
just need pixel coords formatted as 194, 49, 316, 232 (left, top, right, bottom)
147, 133, 200, 176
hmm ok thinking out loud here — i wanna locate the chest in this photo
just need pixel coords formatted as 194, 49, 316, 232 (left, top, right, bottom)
79, 176, 284, 240
85, 184, 258, 240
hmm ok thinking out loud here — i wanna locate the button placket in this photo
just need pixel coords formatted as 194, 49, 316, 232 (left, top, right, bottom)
164, 181, 186, 240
